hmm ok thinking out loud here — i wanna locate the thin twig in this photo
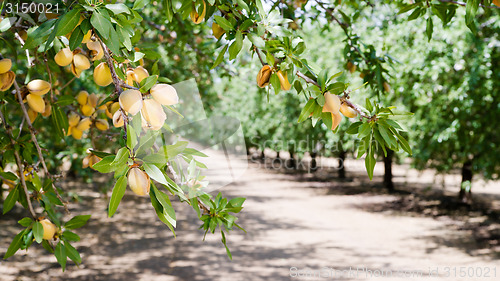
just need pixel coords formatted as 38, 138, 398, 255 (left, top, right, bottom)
59, 76, 76, 91
43, 56, 55, 103
0, 110, 37, 219
340, 93, 371, 119
12, 80, 69, 213
16, 117, 25, 140
14, 32, 33, 67
97, 37, 135, 94
254, 48, 266, 66
296, 71, 320, 87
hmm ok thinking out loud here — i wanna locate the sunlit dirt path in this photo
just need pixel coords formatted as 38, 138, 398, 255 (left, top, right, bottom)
1, 153, 499, 281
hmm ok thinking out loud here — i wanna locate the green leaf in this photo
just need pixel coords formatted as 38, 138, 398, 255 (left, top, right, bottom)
89, 150, 114, 158
3, 186, 19, 214
91, 11, 111, 39
56, 8, 82, 36
247, 33, 264, 48
211, 44, 228, 69
0, 171, 18, 181
373, 128, 387, 157
358, 122, 371, 138
398, 3, 420, 14
221, 231, 232, 260
408, 7, 423, 21
378, 125, 397, 149
326, 82, 345, 95
133, 0, 150, 10
149, 187, 176, 235
270, 74, 280, 95
18, 217, 33, 227
92, 155, 117, 173
163, 141, 188, 160
106, 4, 130, 14
24, 19, 57, 49
165, 0, 174, 21
317, 69, 328, 90
214, 15, 233, 31
426, 17, 433, 41
346, 122, 363, 134
365, 140, 376, 180
365, 98, 373, 112
384, 119, 403, 130
143, 163, 169, 186
151, 184, 176, 227
62, 231, 80, 242
112, 147, 129, 167
64, 215, 91, 230
0, 17, 15, 32
54, 242, 67, 271
465, 0, 480, 26
108, 175, 127, 217
32, 172, 42, 192
297, 99, 316, 123
209, 217, 217, 233
68, 26, 84, 50
3, 229, 26, 259
42, 240, 54, 253
228, 197, 245, 208
64, 241, 81, 265
127, 125, 138, 150
104, 26, 121, 55
228, 30, 243, 60
51, 104, 69, 139
393, 130, 412, 156
321, 112, 333, 130
139, 75, 158, 92
33, 221, 44, 243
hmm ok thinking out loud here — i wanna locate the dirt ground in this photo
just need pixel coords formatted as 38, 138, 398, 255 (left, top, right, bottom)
0, 154, 499, 281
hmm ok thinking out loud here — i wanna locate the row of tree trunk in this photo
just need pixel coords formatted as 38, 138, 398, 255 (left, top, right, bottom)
249, 148, 471, 200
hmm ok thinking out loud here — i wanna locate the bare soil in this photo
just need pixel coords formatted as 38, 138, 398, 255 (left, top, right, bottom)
1, 155, 499, 281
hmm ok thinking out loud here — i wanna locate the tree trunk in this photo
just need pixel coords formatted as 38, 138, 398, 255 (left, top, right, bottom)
383, 150, 394, 192
287, 149, 296, 170
458, 161, 473, 202
338, 150, 346, 179
260, 150, 265, 163
310, 152, 318, 172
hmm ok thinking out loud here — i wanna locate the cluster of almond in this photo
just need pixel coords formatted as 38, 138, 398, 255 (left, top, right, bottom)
66, 92, 110, 139
322, 92, 358, 131
54, 30, 112, 87
25, 80, 52, 121
54, 34, 102, 75
115, 83, 178, 131
256, 65, 292, 91
112, 64, 179, 131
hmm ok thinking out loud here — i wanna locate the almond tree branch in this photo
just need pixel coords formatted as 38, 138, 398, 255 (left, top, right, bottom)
254, 47, 373, 120
296, 71, 320, 87
12, 79, 69, 213
96, 37, 134, 142
14, 32, 33, 67
7, 37, 69, 212
0, 109, 37, 219
97, 37, 139, 96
